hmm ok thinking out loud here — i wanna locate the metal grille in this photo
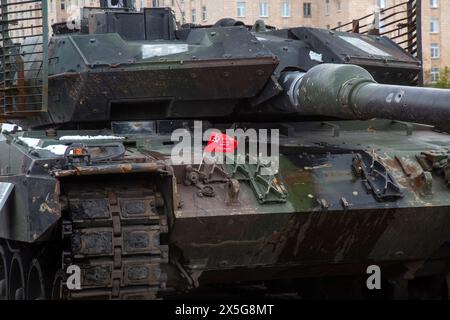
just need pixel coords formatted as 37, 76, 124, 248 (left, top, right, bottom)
333, 0, 421, 58
0, 0, 48, 120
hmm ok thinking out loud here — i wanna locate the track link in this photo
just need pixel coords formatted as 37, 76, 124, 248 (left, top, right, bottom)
59, 182, 169, 299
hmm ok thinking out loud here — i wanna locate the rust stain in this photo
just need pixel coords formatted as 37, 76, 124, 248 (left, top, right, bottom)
119, 164, 134, 173
16, 57, 26, 111
323, 170, 351, 179
284, 169, 312, 185
381, 155, 425, 201
39, 202, 57, 214
394, 155, 418, 177
190, 238, 264, 248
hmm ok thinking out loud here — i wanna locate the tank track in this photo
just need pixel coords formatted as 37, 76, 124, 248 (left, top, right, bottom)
57, 181, 170, 299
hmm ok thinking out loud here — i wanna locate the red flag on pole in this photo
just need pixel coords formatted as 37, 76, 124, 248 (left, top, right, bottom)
204, 132, 238, 153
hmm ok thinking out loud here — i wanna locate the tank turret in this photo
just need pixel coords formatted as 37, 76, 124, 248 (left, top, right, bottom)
4, 6, 450, 131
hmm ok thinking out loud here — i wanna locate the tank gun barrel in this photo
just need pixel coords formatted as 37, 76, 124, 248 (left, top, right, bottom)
280, 64, 450, 129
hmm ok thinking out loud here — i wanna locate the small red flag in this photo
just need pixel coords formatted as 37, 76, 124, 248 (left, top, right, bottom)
204, 132, 238, 154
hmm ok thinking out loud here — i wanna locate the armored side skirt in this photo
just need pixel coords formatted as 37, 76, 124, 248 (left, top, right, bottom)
171, 206, 450, 283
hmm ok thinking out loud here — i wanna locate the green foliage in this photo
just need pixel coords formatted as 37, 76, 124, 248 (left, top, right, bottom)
434, 67, 450, 89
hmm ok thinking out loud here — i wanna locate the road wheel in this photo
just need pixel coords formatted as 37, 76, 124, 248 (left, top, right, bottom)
27, 258, 49, 300
9, 252, 27, 300
0, 243, 10, 300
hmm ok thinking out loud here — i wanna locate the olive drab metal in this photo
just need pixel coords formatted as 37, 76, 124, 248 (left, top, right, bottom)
0, 0, 449, 299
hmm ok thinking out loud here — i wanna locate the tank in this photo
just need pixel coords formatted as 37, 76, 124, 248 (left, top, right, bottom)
1, 1, 450, 299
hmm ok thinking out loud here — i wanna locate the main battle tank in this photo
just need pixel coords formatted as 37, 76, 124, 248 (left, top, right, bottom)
1, 1, 450, 299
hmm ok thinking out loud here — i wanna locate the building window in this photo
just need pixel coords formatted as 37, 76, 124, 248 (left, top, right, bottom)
431, 43, 440, 59
61, 0, 65, 10
430, 18, 439, 33
237, 1, 246, 17
202, 6, 207, 21
337, 0, 342, 11
377, 0, 386, 9
260, 1, 269, 17
191, 9, 196, 23
152, 0, 160, 7
431, 67, 440, 83
303, 2, 312, 17
325, 0, 330, 15
430, 0, 439, 8
281, 1, 290, 17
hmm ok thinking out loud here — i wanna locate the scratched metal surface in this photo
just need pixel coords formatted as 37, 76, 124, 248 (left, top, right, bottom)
169, 120, 450, 280
1, 120, 450, 280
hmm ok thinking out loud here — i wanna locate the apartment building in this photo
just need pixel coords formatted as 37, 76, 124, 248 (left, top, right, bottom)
422, 0, 449, 83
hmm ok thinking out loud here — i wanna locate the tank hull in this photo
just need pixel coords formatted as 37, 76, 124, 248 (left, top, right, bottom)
1, 120, 450, 298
